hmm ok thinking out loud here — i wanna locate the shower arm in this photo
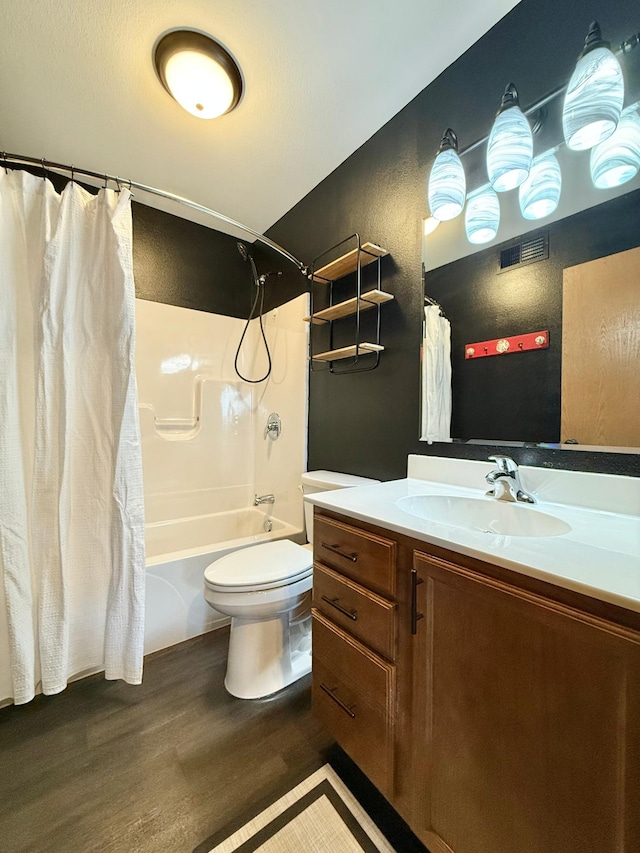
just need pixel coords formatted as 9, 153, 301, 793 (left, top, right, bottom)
1, 151, 309, 276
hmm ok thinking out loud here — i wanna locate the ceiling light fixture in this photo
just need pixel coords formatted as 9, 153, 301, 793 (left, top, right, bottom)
562, 21, 624, 151
154, 30, 243, 119
464, 185, 500, 244
590, 105, 640, 189
486, 83, 533, 192
427, 129, 466, 222
519, 150, 562, 220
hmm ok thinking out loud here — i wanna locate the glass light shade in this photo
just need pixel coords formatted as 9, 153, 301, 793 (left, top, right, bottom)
155, 31, 243, 119
590, 108, 640, 188
465, 185, 500, 244
519, 151, 562, 220
487, 106, 533, 192
563, 46, 624, 150
423, 216, 440, 235
428, 149, 466, 221
164, 51, 234, 118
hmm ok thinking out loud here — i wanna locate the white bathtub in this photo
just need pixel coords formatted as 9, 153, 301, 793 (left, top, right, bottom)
144, 508, 303, 655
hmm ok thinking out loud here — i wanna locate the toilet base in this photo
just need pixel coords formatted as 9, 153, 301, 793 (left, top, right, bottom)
224, 602, 312, 699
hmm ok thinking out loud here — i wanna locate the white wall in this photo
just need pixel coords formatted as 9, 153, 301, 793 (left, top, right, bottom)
135, 294, 309, 531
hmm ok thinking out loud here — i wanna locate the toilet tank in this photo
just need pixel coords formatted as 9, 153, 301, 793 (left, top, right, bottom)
301, 470, 380, 544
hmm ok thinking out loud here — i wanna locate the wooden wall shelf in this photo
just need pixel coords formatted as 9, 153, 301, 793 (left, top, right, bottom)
309, 242, 388, 283
309, 235, 391, 374
305, 289, 394, 324
312, 343, 384, 362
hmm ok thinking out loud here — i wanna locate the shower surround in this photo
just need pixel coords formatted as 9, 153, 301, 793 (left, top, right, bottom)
136, 294, 309, 655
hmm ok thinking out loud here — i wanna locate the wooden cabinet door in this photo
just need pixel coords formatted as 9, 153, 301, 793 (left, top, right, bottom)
412, 552, 640, 853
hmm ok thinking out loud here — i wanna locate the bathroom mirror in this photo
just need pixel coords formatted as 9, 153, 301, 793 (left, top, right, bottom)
420, 175, 640, 452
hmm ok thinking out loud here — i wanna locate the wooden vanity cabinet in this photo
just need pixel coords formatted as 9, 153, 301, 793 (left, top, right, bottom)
312, 508, 640, 853
411, 551, 640, 853
311, 512, 416, 807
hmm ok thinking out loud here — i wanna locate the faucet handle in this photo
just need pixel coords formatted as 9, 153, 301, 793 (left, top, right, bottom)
488, 455, 518, 474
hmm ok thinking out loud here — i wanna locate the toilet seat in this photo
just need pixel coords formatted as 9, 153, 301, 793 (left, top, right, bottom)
204, 539, 312, 593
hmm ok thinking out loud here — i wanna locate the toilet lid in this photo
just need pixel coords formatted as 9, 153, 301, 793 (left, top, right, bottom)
204, 539, 312, 589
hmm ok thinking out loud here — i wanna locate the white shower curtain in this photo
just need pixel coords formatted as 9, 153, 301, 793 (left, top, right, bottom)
421, 305, 452, 443
0, 169, 145, 705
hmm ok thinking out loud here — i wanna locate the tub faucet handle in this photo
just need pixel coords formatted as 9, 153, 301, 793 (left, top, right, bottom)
264, 413, 281, 440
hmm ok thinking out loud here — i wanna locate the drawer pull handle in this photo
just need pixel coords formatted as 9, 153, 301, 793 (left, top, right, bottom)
411, 568, 424, 635
320, 683, 356, 718
321, 542, 358, 562
321, 595, 358, 621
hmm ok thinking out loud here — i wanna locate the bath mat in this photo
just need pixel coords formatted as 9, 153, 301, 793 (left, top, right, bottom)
203, 764, 396, 853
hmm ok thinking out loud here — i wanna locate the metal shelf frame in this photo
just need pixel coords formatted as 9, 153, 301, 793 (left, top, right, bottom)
309, 234, 387, 375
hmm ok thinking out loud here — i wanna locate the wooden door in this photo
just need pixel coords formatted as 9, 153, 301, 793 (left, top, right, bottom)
561, 246, 640, 447
412, 551, 640, 853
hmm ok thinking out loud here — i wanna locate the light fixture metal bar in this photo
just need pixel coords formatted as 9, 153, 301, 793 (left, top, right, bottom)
1, 152, 308, 274
458, 32, 640, 158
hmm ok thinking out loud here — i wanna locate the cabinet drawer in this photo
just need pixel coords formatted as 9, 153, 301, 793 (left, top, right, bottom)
312, 609, 395, 796
313, 563, 396, 661
314, 514, 397, 596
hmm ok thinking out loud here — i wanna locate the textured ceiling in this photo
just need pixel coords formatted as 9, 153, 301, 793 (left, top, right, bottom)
0, 0, 522, 236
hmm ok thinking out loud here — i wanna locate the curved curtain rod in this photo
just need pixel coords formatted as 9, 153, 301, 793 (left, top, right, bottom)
1, 152, 308, 275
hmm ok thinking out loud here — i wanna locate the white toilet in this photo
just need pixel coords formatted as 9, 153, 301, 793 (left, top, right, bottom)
203, 470, 379, 699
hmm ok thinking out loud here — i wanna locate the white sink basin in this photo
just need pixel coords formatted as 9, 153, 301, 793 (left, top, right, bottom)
396, 494, 571, 538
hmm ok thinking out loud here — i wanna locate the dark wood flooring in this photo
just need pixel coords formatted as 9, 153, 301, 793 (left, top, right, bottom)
0, 628, 333, 853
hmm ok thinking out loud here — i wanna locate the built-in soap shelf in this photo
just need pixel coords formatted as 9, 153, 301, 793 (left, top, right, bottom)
139, 375, 242, 441
138, 402, 201, 440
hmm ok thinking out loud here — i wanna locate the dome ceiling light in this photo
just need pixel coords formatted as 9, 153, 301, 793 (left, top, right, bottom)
154, 30, 243, 119
562, 21, 624, 151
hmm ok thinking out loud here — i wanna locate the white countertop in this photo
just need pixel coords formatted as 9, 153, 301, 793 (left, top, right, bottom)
306, 458, 640, 615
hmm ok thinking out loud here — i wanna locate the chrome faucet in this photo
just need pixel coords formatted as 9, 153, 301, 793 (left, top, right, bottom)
485, 456, 536, 504
254, 493, 275, 506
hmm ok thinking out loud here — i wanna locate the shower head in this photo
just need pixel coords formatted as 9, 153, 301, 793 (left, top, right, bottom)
237, 242, 250, 261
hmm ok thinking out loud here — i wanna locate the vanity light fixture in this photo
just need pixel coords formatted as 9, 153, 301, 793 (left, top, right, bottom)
464, 185, 500, 244
562, 21, 624, 151
427, 129, 466, 221
590, 106, 640, 189
519, 150, 562, 220
423, 216, 440, 236
486, 83, 533, 192
154, 30, 243, 119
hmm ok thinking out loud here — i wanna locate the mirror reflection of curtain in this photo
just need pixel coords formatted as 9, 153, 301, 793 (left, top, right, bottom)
0, 169, 145, 705
420, 305, 452, 443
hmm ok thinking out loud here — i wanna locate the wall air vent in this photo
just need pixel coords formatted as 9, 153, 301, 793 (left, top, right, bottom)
498, 232, 549, 273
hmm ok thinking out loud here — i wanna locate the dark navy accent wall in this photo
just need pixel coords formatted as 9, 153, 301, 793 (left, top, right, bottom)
266, 0, 640, 479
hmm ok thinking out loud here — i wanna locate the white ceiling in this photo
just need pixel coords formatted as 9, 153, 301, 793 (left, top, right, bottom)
0, 0, 522, 236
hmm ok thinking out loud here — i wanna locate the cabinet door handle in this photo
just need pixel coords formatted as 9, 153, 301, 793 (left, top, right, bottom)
321, 595, 358, 621
320, 683, 356, 718
411, 569, 424, 635
321, 542, 358, 562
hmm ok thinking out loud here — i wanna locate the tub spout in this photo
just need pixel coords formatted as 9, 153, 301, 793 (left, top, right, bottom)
254, 493, 275, 506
